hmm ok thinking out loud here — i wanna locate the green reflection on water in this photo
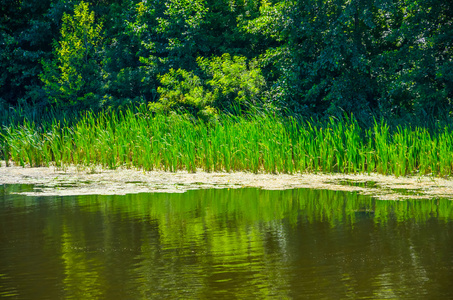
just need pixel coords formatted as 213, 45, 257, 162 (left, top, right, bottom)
1, 186, 453, 299
54, 188, 453, 226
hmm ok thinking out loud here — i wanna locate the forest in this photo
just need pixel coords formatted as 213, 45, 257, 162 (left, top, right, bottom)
1, 0, 453, 175
1, 0, 451, 122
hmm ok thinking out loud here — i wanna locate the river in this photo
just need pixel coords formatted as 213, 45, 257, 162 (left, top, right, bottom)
1, 185, 453, 299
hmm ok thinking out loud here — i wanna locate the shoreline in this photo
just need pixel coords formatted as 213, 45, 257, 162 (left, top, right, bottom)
1, 161, 453, 200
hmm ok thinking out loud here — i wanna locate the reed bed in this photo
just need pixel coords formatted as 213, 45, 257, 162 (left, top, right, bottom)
1, 107, 453, 177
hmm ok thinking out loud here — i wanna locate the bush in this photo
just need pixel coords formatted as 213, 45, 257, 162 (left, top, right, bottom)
153, 53, 265, 117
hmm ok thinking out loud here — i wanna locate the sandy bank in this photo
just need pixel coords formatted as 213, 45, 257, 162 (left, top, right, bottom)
1, 161, 452, 200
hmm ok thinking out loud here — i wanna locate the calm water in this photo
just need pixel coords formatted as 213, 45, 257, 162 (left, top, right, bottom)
1, 185, 453, 299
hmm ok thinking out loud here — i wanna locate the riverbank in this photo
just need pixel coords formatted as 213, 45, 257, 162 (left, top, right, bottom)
2, 161, 452, 200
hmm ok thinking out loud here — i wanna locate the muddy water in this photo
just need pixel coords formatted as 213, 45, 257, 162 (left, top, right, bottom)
1, 185, 453, 299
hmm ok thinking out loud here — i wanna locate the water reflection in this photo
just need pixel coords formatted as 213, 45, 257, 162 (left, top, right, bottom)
1, 186, 453, 299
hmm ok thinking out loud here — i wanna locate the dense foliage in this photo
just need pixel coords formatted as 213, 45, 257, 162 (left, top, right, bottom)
1, 0, 452, 121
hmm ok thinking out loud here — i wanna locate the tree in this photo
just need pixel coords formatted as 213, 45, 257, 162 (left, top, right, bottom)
382, 0, 453, 118
244, 0, 409, 119
99, 0, 162, 107
0, 0, 56, 107
40, 1, 103, 110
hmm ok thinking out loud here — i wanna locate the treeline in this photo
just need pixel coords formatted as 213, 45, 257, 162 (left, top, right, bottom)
1, 0, 452, 122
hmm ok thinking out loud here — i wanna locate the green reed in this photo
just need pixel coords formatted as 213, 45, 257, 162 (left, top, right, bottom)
1, 106, 453, 177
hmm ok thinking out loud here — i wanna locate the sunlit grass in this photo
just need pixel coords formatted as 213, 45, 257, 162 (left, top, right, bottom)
1, 106, 453, 177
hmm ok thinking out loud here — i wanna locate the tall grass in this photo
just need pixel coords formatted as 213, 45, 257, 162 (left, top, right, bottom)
1, 106, 453, 177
